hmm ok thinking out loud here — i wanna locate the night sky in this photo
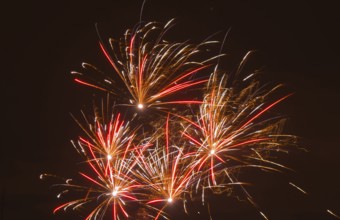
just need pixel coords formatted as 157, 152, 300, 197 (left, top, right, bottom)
2, 0, 340, 219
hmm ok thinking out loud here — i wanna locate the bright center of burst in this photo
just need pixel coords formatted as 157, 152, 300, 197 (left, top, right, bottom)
210, 149, 215, 155
137, 103, 144, 109
167, 197, 173, 203
107, 155, 112, 160
112, 190, 118, 197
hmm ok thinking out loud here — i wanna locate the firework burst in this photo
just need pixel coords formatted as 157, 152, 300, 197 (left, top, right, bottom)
133, 115, 197, 219
42, 17, 303, 220
72, 19, 221, 111
179, 65, 296, 205
44, 104, 152, 220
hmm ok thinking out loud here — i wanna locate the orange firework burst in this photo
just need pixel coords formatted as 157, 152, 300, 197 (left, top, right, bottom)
72, 19, 222, 110
179, 64, 296, 205
42, 18, 301, 220
133, 114, 196, 219
44, 105, 151, 220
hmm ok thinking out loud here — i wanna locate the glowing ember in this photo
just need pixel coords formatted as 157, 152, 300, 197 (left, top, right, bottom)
112, 190, 118, 197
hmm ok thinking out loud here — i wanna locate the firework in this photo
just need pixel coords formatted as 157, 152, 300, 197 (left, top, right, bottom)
177, 65, 297, 210
42, 18, 301, 220
72, 19, 221, 111
133, 115, 196, 219
44, 104, 151, 220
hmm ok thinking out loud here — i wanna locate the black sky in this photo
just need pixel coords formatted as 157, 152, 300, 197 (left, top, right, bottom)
2, 0, 340, 219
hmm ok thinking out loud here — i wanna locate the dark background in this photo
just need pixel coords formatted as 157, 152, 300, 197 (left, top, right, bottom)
2, 0, 340, 219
